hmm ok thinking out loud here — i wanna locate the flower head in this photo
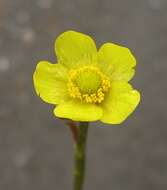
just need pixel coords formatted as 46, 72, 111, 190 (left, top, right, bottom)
33, 30, 140, 124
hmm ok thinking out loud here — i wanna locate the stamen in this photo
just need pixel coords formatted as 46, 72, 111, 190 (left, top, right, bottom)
68, 66, 111, 103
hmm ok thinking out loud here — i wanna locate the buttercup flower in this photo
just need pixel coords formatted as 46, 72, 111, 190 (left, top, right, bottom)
33, 30, 140, 124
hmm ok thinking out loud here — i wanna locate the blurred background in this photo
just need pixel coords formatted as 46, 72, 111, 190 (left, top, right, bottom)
0, 0, 167, 189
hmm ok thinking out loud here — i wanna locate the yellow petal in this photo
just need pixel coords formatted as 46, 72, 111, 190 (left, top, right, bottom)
101, 82, 140, 124
54, 100, 103, 121
33, 61, 69, 104
98, 43, 136, 82
55, 30, 97, 68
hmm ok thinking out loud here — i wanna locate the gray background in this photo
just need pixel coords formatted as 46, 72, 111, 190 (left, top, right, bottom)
0, 0, 167, 189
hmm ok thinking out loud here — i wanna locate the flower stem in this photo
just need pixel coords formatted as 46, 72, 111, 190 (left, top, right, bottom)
67, 120, 78, 144
73, 122, 89, 190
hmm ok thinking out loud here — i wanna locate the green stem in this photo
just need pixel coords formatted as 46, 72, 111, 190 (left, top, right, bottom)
73, 122, 89, 190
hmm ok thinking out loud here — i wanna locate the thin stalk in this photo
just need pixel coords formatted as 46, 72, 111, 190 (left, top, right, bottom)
73, 122, 89, 190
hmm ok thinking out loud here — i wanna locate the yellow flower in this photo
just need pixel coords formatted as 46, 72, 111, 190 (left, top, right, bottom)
33, 30, 140, 124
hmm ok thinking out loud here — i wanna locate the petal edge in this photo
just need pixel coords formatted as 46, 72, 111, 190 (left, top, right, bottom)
100, 82, 140, 124
55, 30, 97, 68
33, 61, 69, 104
54, 100, 103, 121
98, 43, 136, 82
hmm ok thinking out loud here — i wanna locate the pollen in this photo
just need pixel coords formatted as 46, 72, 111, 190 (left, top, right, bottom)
68, 66, 111, 103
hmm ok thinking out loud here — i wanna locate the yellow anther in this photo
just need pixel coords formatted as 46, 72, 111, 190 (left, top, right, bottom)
67, 66, 111, 103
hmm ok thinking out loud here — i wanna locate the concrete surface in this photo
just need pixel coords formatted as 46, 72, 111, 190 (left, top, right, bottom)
0, 0, 167, 189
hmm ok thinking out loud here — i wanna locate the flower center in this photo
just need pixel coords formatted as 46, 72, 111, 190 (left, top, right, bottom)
68, 66, 111, 103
